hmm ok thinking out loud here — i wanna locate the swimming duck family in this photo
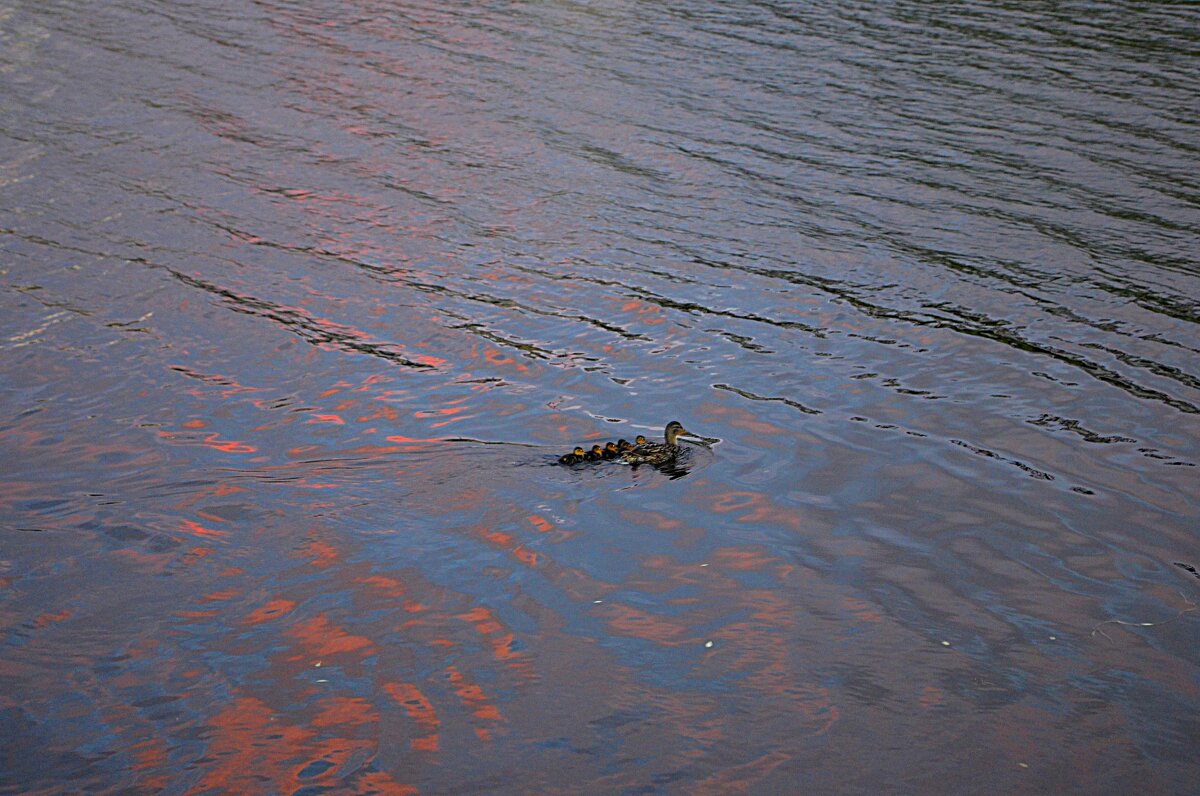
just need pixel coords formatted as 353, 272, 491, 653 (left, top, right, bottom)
557, 421, 701, 467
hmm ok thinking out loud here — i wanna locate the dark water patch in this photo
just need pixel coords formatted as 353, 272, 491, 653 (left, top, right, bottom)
1027, 414, 1136, 445
712, 382, 821, 416
1173, 563, 1200, 583
101, 524, 150, 542
159, 264, 441, 371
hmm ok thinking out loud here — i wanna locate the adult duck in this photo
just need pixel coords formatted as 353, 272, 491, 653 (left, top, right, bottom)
621, 421, 700, 465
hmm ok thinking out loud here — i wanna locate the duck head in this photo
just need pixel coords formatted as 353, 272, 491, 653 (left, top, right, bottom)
663, 420, 698, 446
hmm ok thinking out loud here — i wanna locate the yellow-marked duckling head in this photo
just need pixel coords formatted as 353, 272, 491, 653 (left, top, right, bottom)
558, 446, 586, 465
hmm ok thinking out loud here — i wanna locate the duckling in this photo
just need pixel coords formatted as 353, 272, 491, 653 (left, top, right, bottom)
634, 434, 647, 445
621, 421, 699, 466
558, 446, 586, 465
617, 438, 633, 452
602, 441, 620, 459
584, 444, 604, 462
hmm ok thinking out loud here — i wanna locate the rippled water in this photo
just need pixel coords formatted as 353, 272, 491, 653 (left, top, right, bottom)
2, 0, 1199, 792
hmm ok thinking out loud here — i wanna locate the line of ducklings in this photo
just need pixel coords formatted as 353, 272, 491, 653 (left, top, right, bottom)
558, 437, 641, 464
558, 421, 700, 467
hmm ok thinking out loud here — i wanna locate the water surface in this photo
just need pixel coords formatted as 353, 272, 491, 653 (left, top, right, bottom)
2, 1, 1199, 792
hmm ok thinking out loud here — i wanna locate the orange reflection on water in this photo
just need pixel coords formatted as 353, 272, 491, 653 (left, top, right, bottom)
701, 404, 791, 447
918, 685, 944, 710
480, 529, 513, 547
601, 603, 691, 646
512, 546, 538, 567
202, 437, 259, 453
414, 402, 469, 418
197, 588, 240, 604
707, 546, 787, 572
0, 480, 40, 512
691, 749, 793, 795
298, 539, 339, 569
456, 607, 502, 635
355, 773, 419, 796
445, 664, 504, 739
357, 575, 406, 598
482, 346, 529, 373
307, 413, 346, 425
188, 695, 405, 794
430, 416, 470, 429
463, 520, 548, 574
156, 428, 257, 455
383, 433, 445, 444
285, 613, 374, 659
841, 596, 883, 623
412, 353, 448, 368
29, 609, 71, 629
705, 489, 803, 533
452, 605, 533, 681
128, 737, 170, 792
94, 691, 173, 793
615, 298, 666, 326
624, 546, 843, 745
108, 547, 174, 574
170, 481, 247, 513
242, 598, 297, 625
383, 682, 440, 752
358, 401, 400, 423
312, 695, 379, 728
175, 609, 219, 620
179, 519, 229, 540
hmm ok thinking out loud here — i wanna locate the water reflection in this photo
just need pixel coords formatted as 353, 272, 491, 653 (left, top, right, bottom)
2, 0, 1199, 792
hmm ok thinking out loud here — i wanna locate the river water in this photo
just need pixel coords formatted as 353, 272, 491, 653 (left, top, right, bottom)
2, 1, 1198, 793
